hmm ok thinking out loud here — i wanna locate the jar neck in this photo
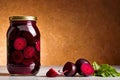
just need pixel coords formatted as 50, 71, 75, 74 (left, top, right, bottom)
10, 21, 36, 26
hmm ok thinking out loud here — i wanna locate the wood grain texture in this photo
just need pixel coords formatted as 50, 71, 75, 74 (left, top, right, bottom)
0, 0, 120, 66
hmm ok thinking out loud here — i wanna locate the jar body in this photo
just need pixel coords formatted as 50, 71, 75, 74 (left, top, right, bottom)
7, 20, 40, 75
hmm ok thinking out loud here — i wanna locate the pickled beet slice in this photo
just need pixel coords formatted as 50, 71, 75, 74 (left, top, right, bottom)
21, 31, 35, 45
8, 28, 20, 40
35, 40, 40, 52
34, 52, 40, 61
75, 58, 90, 75
13, 37, 27, 50
23, 46, 35, 58
63, 62, 77, 76
12, 51, 23, 64
23, 59, 34, 66
81, 63, 94, 76
46, 68, 59, 77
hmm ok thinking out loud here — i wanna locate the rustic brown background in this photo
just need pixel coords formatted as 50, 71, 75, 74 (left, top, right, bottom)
0, 0, 120, 66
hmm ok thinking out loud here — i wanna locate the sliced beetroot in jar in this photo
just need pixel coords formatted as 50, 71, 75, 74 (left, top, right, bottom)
12, 51, 24, 64
23, 58, 34, 66
21, 31, 35, 45
34, 52, 40, 61
13, 37, 27, 50
8, 27, 20, 40
35, 39, 40, 52
23, 46, 35, 59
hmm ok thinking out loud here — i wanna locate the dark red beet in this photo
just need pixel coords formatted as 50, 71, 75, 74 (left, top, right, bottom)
21, 31, 35, 45
23, 46, 35, 58
75, 58, 90, 75
35, 39, 40, 51
46, 68, 59, 77
81, 63, 94, 76
63, 62, 77, 76
34, 52, 40, 61
8, 28, 20, 40
13, 37, 27, 50
23, 59, 34, 66
12, 51, 23, 64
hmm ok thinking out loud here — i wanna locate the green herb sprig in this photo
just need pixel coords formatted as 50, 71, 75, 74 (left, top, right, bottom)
92, 61, 120, 77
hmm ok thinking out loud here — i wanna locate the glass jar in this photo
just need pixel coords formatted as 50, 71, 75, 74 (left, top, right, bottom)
7, 16, 40, 75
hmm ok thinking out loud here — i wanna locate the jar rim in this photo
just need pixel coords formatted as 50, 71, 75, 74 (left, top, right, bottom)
9, 16, 37, 21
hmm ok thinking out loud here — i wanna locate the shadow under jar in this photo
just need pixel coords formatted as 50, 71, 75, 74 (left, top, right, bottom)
7, 16, 40, 75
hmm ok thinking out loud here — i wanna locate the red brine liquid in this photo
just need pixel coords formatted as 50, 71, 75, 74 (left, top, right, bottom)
7, 16, 40, 75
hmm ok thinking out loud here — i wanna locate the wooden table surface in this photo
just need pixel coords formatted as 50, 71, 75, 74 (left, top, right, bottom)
0, 66, 120, 80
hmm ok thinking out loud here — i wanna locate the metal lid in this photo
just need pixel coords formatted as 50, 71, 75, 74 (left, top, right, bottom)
9, 16, 37, 21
